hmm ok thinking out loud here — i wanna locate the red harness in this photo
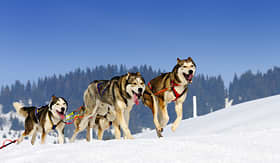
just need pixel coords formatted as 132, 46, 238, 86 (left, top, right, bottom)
148, 80, 185, 102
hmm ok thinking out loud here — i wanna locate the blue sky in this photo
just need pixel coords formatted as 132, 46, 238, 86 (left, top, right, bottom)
0, 0, 279, 87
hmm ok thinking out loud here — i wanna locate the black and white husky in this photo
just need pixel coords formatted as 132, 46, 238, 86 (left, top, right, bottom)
13, 96, 68, 145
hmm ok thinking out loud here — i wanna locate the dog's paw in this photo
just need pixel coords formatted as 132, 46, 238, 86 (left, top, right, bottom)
69, 138, 75, 143
156, 128, 163, 138
171, 125, 177, 132
125, 135, 134, 139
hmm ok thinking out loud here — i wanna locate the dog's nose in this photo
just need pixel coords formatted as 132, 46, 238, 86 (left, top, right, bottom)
138, 88, 143, 94
61, 107, 65, 112
189, 70, 193, 75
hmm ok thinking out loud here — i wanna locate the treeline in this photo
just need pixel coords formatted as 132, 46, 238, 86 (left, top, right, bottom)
1, 65, 280, 137
229, 67, 280, 104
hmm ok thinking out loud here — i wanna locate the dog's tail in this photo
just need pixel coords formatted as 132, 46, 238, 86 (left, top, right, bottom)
13, 102, 28, 118
142, 88, 161, 132
142, 87, 159, 114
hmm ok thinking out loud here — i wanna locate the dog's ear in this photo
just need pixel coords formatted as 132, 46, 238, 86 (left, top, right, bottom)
126, 72, 131, 80
136, 72, 141, 76
177, 57, 181, 63
51, 95, 56, 101
187, 57, 196, 67
49, 95, 56, 110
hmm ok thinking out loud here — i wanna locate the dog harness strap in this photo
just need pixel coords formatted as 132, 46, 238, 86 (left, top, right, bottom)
171, 81, 181, 101
48, 113, 55, 129
154, 88, 169, 96
97, 82, 108, 97
172, 87, 181, 101
65, 106, 84, 119
149, 81, 168, 96
52, 125, 57, 130
35, 108, 40, 123
148, 82, 152, 89
148, 80, 187, 101
97, 82, 102, 96
148, 80, 183, 99
48, 112, 63, 130
171, 80, 180, 87
0, 139, 17, 149
74, 106, 83, 113
171, 80, 188, 102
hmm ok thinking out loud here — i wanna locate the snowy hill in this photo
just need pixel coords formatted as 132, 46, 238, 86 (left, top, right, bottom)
1, 95, 280, 163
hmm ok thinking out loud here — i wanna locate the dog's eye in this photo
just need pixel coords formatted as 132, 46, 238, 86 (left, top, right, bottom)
133, 82, 137, 85
183, 66, 187, 68
190, 65, 194, 68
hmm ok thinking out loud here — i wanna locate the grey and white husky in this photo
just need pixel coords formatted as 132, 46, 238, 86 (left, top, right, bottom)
70, 72, 145, 142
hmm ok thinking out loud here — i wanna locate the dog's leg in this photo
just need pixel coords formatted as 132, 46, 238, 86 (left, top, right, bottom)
57, 127, 65, 144
18, 117, 34, 144
117, 109, 133, 139
143, 93, 162, 137
171, 102, 183, 132
70, 128, 80, 143
41, 129, 47, 144
31, 129, 37, 145
86, 120, 92, 142
123, 109, 130, 127
123, 108, 132, 138
17, 131, 27, 144
112, 121, 121, 139
97, 127, 104, 140
151, 95, 162, 137
97, 118, 110, 140
70, 119, 88, 143
80, 101, 99, 132
158, 98, 169, 129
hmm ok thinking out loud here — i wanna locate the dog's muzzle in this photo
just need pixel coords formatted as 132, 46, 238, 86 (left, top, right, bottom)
56, 110, 65, 120
183, 72, 194, 83
132, 89, 143, 105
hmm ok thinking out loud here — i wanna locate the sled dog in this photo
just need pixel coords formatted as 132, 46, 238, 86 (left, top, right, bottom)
142, 57, 196, 137
73, 104, 116, 141
70, 72, 145, 142
13, 96, 68, 145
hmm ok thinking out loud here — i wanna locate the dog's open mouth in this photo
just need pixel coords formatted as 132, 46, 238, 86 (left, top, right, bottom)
183, 73, 194, 83
56, 110, 65, 120
132, 91, 142, 105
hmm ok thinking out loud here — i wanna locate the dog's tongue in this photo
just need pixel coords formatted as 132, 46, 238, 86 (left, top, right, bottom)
133, 94, 140, 105
57, 112, 65, 120
188, 74, 193, 81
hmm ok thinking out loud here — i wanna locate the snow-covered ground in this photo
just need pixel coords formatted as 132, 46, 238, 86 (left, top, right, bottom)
1, 95, 280, 163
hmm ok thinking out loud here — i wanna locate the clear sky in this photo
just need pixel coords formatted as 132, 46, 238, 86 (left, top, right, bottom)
0, 0, 279, 87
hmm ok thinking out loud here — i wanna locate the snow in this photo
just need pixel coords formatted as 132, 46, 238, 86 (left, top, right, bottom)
1, 95, 280, 163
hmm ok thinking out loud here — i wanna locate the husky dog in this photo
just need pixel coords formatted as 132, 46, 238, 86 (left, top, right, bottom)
142, 57, 196, 137
70, 72, 145, 142
73, 104, 116, 141
13, 96, 68, 145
